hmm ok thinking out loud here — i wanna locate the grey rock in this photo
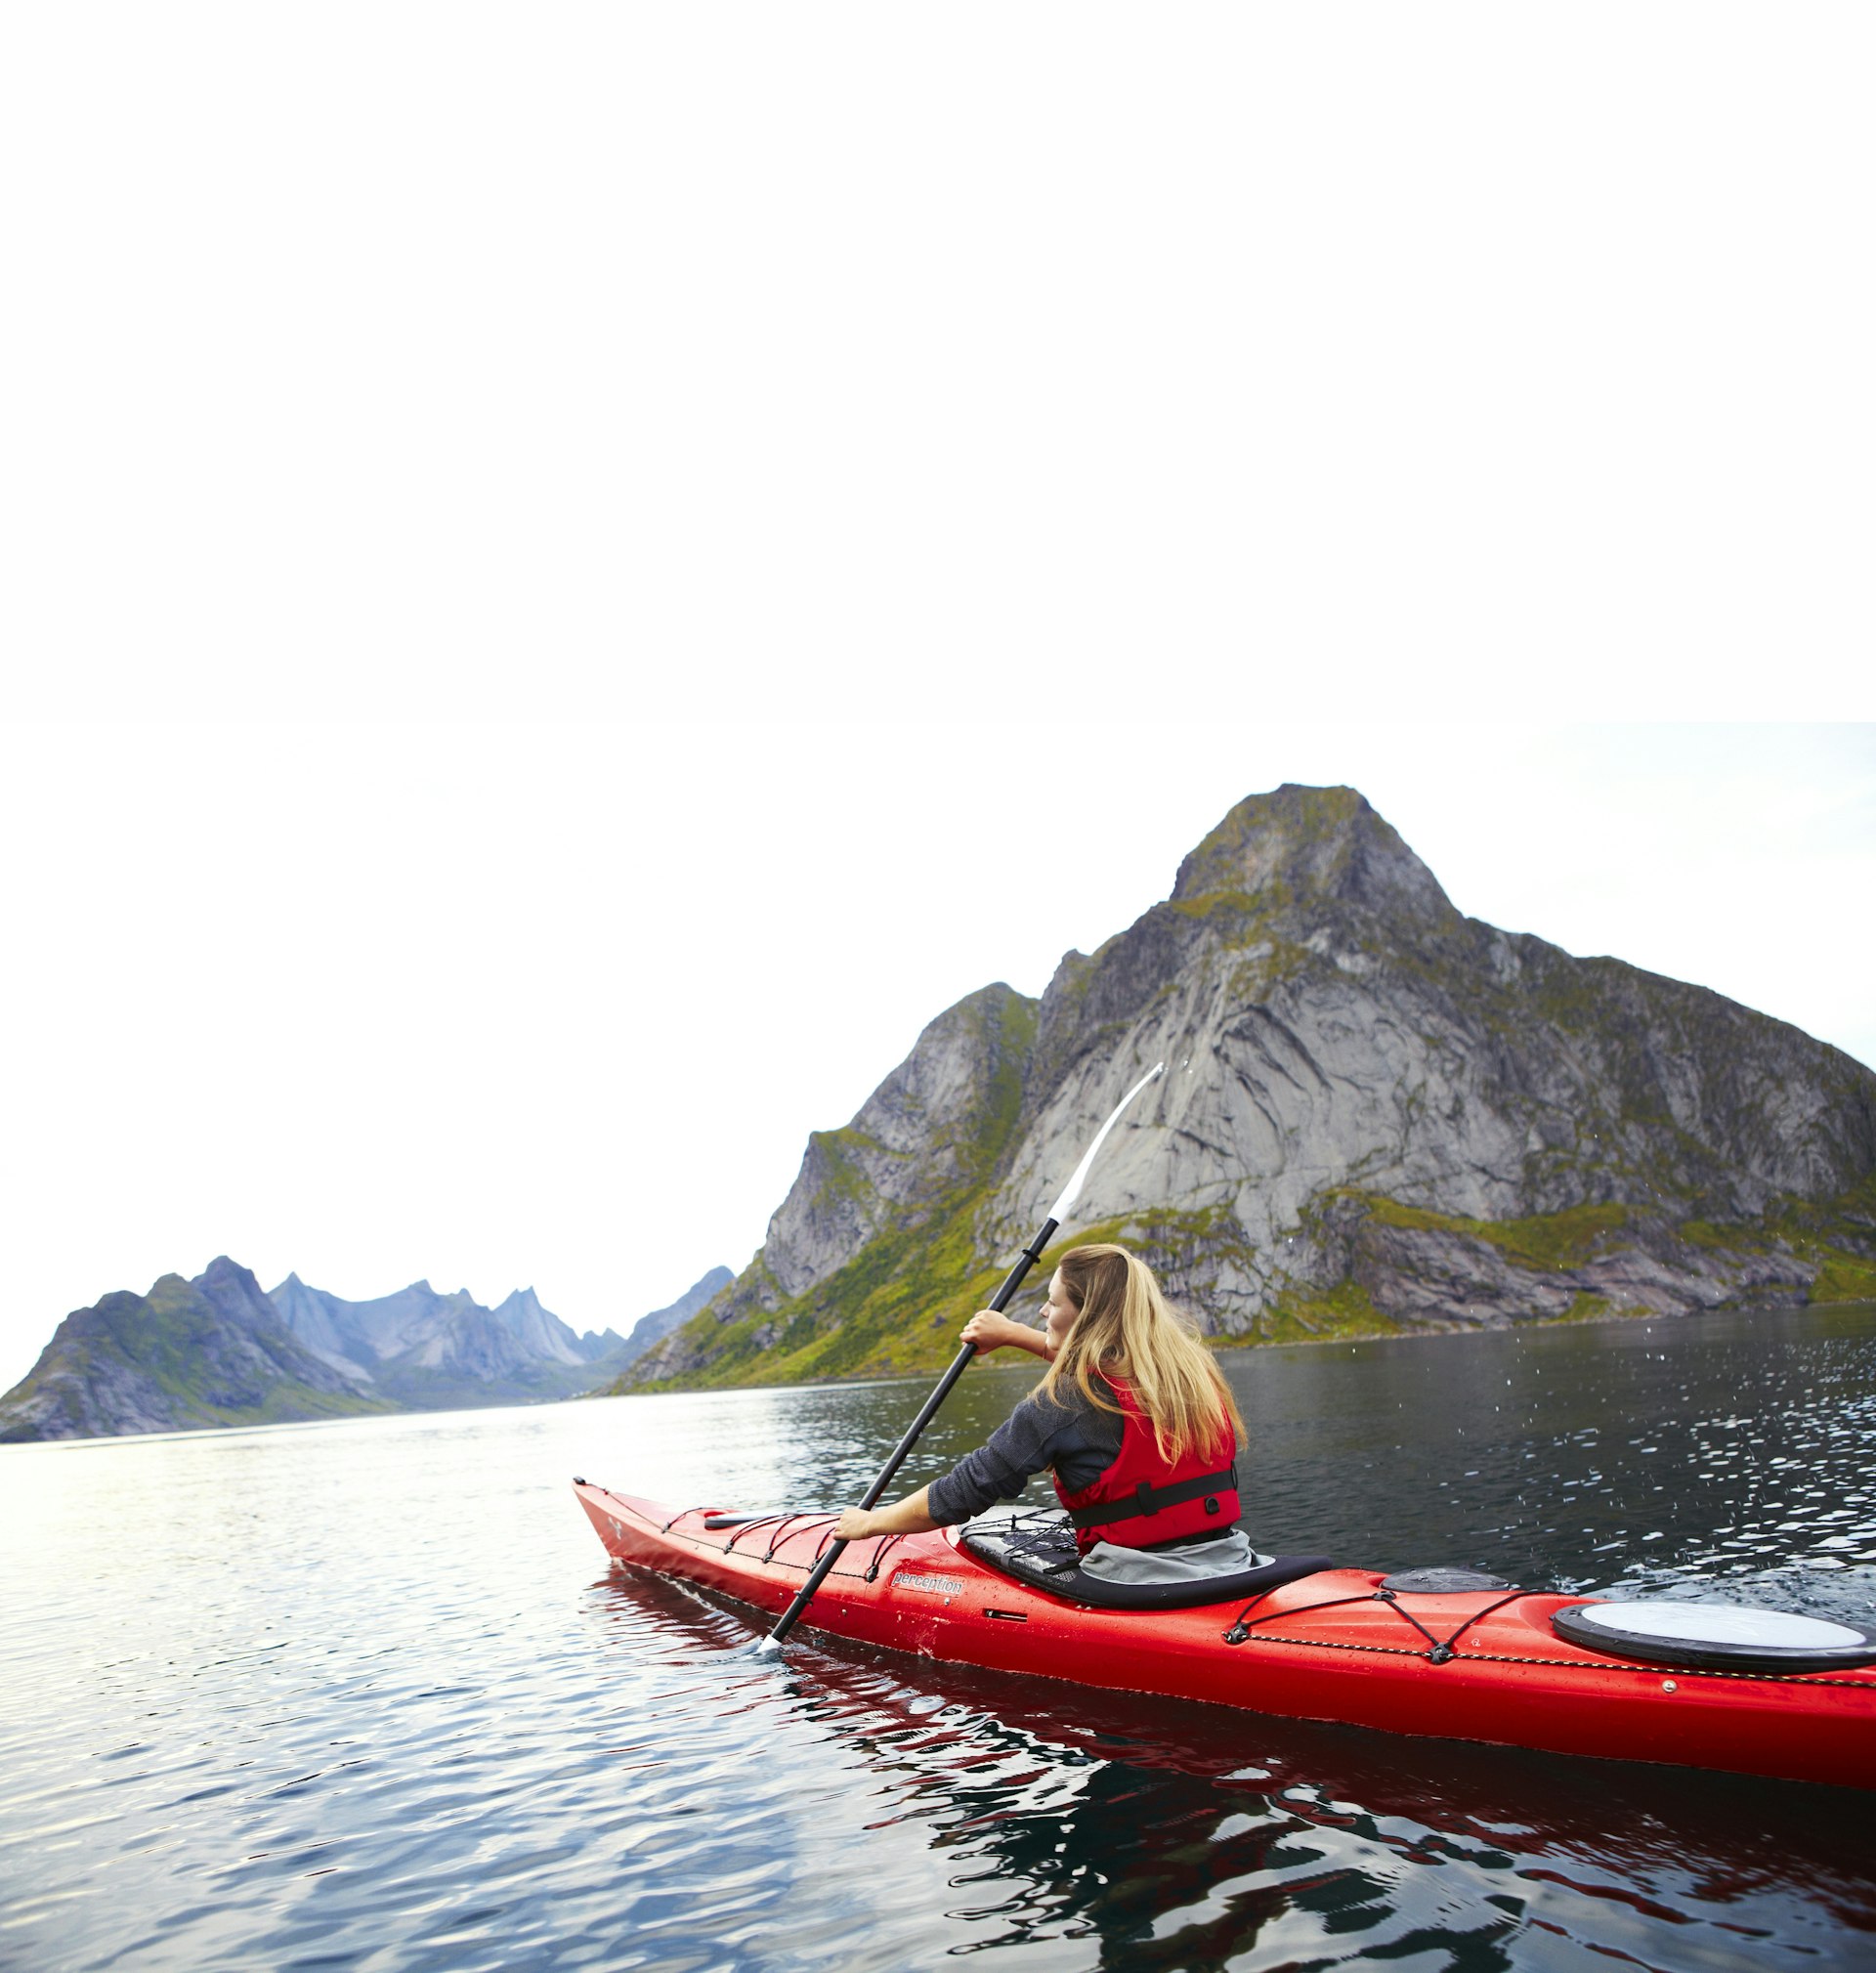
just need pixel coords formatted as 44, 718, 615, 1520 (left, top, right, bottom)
490, 1288, 589, 1367
762, 985, 1036, 1303
268, 1275, 596, 1406
972, 789, 1873, 1334
629, 784, 1876, 1387
634, 983, 1036, 1383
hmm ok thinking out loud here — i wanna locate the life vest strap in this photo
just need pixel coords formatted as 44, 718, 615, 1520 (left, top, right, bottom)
1065, 1464, 1239, 1531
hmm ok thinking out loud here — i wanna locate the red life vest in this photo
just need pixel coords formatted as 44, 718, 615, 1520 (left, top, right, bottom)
1051, 1375, 1241, 1555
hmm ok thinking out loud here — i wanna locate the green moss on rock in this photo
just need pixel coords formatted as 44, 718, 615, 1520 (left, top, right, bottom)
1351, 1193, 1633, 1271
1263, 1277, 1395, 1345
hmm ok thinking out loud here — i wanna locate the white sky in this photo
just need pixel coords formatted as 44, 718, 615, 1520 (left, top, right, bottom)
3, 10, 1873, 1384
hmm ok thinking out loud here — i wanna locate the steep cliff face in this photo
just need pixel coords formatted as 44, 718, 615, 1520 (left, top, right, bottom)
0, 1258, 388, 1441
625, 982, 1037, 1384
979, 786, 1875, 1329
630, 785, 1876, 1390
759, 982, 1037, 1299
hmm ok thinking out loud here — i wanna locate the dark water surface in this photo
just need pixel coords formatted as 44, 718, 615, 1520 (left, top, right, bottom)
3, 1305, 1874, 1971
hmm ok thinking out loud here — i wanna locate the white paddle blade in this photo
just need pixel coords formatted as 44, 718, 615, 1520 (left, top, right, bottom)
1046, 1061, 1165, 1224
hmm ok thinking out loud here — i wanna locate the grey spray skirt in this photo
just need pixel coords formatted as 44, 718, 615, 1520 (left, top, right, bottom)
1077, 1527, 1272, 1585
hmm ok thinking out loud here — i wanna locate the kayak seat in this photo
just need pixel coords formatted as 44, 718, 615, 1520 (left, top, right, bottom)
960, 1510, 1334, 1612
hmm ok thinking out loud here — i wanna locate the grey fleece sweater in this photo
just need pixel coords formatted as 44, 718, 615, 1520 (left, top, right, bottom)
925, 1376, 1127, 1526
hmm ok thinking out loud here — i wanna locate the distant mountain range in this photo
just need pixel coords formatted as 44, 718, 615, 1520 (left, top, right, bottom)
0, 1262, 732, 1441
267, 1265, 732, 1407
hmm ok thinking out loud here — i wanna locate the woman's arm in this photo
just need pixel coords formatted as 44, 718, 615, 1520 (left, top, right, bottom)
835, 1485, 938, 1541
961, 1310, 1056, 1360
836, 1321, 1070, 1541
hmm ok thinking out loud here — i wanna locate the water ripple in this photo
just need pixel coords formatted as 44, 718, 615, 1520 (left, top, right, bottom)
0, 1305, 1871, 1970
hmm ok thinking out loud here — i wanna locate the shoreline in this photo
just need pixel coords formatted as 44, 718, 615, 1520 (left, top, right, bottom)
8, 1298, 1873, 1442
624, 1292, 1876, 1397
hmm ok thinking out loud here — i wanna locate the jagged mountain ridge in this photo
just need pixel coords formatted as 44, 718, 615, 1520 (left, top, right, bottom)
0, 1258, 390, 1441
268, 1267, 735, 1408
629, 785, 1876, 1391
269, 1273, 619, 1405
2, 1262, 737, 1439
615, 1266, 736, 1368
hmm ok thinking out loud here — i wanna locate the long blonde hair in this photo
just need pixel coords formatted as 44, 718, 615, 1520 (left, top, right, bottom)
1040, 1244, 1245, 1463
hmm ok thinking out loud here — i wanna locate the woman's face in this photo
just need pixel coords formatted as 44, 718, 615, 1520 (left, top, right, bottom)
1041, 1269, 1080, 1350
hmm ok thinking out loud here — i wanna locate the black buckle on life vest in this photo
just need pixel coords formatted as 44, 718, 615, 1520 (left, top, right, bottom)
1066, 1464, 1240, 1531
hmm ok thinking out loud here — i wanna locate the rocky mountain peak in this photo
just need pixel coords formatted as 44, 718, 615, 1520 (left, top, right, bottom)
627, 782, 1876, 1392
199, 1255, 259, 1290
1172, 784, 1457, 927
758, 981, 1038, 1302
194, 1257, 280, 1330
607, 1265, 739, 1373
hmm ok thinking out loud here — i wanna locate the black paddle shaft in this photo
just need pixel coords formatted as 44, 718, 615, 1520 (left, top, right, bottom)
762, 1216, 1058, 1649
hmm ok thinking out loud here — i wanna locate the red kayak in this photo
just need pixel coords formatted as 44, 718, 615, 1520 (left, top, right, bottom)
574, 1480, 1876, 1791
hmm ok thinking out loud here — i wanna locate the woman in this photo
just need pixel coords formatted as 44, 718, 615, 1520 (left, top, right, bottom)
833, 1244, 1256, 1583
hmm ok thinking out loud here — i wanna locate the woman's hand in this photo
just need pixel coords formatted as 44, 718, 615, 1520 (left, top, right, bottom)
833, 1487, 938, 1542
961, 1309, 1031, 1354
962, 1309, 1052, 1359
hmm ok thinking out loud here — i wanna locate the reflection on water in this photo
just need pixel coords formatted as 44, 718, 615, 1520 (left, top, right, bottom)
0, 1302, 1871, 1970
597, 1569, 1876, 1973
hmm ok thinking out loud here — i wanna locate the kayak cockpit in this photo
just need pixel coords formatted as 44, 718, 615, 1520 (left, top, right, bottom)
957, 1508, 1333, 1611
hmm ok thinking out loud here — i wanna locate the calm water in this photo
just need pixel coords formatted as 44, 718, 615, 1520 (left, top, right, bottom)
3, 1305, 1874, 1972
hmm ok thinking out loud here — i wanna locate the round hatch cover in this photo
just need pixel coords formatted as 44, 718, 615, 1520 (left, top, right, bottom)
1381, 1568, 1514, 1595
1553, 1599, 1876, 1672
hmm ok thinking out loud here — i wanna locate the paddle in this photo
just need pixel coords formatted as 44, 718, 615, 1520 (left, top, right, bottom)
756, 1058, 1166, 1655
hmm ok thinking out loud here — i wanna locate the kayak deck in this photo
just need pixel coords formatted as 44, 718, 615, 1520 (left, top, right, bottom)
574, 1480, 1876, 1790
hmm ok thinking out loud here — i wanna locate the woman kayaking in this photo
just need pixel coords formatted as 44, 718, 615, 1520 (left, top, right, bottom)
833, 1243, 1256, 1583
